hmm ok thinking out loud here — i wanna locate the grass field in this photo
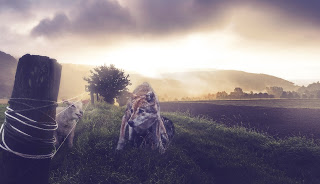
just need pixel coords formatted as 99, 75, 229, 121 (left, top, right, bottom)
0, 103, 320, 183
0, 104, 5, 123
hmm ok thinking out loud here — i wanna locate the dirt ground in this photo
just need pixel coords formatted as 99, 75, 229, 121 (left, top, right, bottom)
0, 99, 8, 104
161, 101, 320, 139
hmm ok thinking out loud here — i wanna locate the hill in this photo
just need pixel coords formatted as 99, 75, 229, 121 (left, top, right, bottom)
57, 67, 299, 100
0, 51, 17, 98
0, 52, 299, 100
149, 70, 299, 99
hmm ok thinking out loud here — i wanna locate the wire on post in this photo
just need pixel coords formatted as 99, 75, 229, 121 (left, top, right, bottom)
0, 92, 89, 159
0, 98, 58, 159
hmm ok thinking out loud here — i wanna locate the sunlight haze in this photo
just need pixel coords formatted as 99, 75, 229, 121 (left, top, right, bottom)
1, 0, 320, 83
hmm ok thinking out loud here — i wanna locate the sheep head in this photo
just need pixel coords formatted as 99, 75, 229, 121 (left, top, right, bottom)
63, 101, 85, 120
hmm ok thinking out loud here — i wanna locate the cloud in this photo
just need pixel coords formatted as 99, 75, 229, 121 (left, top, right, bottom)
127, 0, 230, 34
0, 0, 315, 49
0, 0, 31, 12
31, 13, 71, 37
31, 0, 134, 38
226, 1, 320, 47
30, 0, 234, 38
260, 0, 320, 25
71, 0, 134, 34
30, 0, 320, 42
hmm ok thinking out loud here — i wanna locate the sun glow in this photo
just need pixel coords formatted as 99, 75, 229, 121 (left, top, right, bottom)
59, 30, 320, 81
79, 31, 239, 77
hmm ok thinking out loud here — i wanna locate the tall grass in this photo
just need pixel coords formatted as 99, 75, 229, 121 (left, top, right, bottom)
0, 103, 320, 183
0, 104, 6, 125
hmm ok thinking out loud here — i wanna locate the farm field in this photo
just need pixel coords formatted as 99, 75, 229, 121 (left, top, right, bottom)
0, 103, 320, 183
160, 100, 320, 139
184, 99, 320, 109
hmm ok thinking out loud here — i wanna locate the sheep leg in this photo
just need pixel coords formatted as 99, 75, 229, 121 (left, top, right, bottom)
67, 128, 75, 148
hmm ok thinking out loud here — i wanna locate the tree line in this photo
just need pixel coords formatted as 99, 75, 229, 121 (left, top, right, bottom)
172, 84, 320, 101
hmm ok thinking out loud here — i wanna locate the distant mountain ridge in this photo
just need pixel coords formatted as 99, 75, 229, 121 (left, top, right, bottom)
131, 70, 299, 99
0, 51, 17, 98
0, 51, 300, 99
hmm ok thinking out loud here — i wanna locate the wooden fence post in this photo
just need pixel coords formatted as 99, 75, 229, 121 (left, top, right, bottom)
0, 54, 61, 184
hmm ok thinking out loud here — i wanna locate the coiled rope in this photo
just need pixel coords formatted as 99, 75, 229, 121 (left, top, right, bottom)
0, 93, 88, 159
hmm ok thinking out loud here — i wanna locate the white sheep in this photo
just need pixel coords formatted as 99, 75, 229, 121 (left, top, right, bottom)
54, 100, 88, 148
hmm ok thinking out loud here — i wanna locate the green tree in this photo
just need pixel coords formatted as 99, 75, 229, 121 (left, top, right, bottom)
84, 64, 131, 104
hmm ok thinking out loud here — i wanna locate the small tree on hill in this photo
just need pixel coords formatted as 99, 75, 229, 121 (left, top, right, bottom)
84, 64, 131, 104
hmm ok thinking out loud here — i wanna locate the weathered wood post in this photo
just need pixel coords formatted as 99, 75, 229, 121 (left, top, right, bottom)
0, 54, 61, 184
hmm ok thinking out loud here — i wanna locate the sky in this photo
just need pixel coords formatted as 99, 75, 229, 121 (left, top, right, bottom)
1, 0, 320, 85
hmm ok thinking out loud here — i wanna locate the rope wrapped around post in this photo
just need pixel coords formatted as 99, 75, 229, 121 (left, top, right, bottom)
0, 98, 58, 159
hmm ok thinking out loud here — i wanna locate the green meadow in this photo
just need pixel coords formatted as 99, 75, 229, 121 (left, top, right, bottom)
0, 103, 320, 183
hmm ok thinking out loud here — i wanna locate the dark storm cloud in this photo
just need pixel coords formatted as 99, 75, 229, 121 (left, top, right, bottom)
31, 13, 71, 37
30, 0, 234, 38
31, 0, 134, 37
29, 0, 320, 39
